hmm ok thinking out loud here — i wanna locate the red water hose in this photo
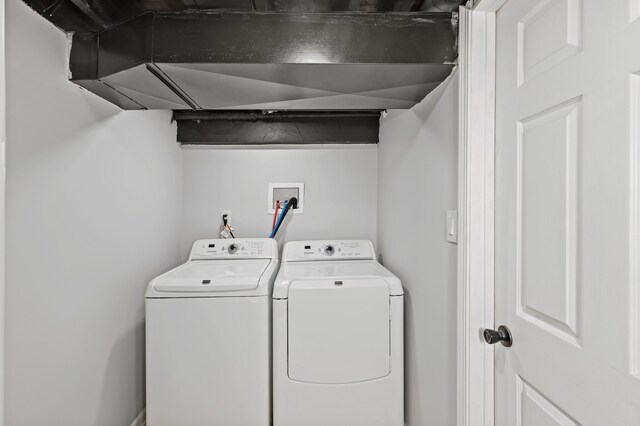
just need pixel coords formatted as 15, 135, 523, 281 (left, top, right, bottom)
272, 200, 280, 232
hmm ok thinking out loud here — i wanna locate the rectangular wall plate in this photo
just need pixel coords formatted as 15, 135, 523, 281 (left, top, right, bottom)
446, 211, 458, 244
268, 182, 304, 214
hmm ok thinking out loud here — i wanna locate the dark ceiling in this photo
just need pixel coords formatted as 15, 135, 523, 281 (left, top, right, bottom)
24, 0, 466, 32
26, 0, 464, 144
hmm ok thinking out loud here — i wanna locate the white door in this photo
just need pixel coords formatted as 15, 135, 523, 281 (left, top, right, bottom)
494, 0, 640, 424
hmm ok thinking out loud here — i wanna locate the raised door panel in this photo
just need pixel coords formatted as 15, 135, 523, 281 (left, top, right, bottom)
517, 99, 581, 346
517, 0, 582, 86
516, 376, 579, 426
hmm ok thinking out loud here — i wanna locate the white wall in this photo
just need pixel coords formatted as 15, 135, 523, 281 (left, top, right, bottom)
181, 146, 377, 258
378, 72, 459, 426
4, 1, 182, 425
0, 0, 5, 423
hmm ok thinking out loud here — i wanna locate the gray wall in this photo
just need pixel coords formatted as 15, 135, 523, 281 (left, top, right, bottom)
0, 0, 5, 421
180, 146, 378, 259
4, 1, 183, 424
378, 72, 459, 426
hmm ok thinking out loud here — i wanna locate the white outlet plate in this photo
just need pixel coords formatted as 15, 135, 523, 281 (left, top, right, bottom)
268, 183, 304, 214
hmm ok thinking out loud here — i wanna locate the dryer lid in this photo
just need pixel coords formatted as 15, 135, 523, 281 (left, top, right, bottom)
153, 259, 270, 293
273, 260, 403, 299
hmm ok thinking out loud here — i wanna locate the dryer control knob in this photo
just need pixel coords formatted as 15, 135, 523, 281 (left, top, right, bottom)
228, 243, 239, 254
324, 245, 335, 256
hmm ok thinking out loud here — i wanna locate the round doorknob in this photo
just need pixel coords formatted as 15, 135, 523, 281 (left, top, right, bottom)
483, 325, 512, 347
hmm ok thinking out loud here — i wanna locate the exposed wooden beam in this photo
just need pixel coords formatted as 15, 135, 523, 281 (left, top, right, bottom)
245, 0, 271, 10
181, 0, 198, 8
347, 0, 360, 11
23, 0, 101, 32
174, 110, 381, 145
67, 0, 139, 29
392, 0, 425, 11
420, 0, 463, 12
271, 0, 353, 12
67, 0, 109, 27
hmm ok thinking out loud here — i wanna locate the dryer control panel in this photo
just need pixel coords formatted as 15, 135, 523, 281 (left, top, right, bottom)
190, 238, 277, 260
282, 240, 376, 262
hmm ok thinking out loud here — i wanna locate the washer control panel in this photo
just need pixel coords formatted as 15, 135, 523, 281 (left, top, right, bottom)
283, 240, 376, 262
190, 238, 277, 260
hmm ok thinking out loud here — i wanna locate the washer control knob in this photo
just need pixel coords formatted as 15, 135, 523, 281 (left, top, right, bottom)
324, 245, 335, 256
228, 243, 239, 254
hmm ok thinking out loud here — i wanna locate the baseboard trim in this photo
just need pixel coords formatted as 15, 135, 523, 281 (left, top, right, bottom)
130, 409, 146, 426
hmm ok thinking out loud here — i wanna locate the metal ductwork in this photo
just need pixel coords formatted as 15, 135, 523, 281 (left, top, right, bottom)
23, 0, 463, 144
69, 11, 459, 111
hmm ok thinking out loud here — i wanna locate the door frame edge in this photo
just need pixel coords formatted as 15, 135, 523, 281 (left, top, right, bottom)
457, 1, 505, 425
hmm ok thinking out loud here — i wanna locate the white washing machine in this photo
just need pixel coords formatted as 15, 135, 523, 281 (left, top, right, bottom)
146, 238, 278, 426
273, 240, 404, 426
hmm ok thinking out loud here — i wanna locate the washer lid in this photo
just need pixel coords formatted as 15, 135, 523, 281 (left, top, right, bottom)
153, 259, 270, 293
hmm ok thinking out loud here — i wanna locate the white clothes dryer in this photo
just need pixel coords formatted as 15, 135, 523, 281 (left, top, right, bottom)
272, 240, 404, 426
146, 238, 278, 426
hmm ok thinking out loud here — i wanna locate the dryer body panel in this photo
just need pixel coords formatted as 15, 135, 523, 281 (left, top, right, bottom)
288, 277, 391, 384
